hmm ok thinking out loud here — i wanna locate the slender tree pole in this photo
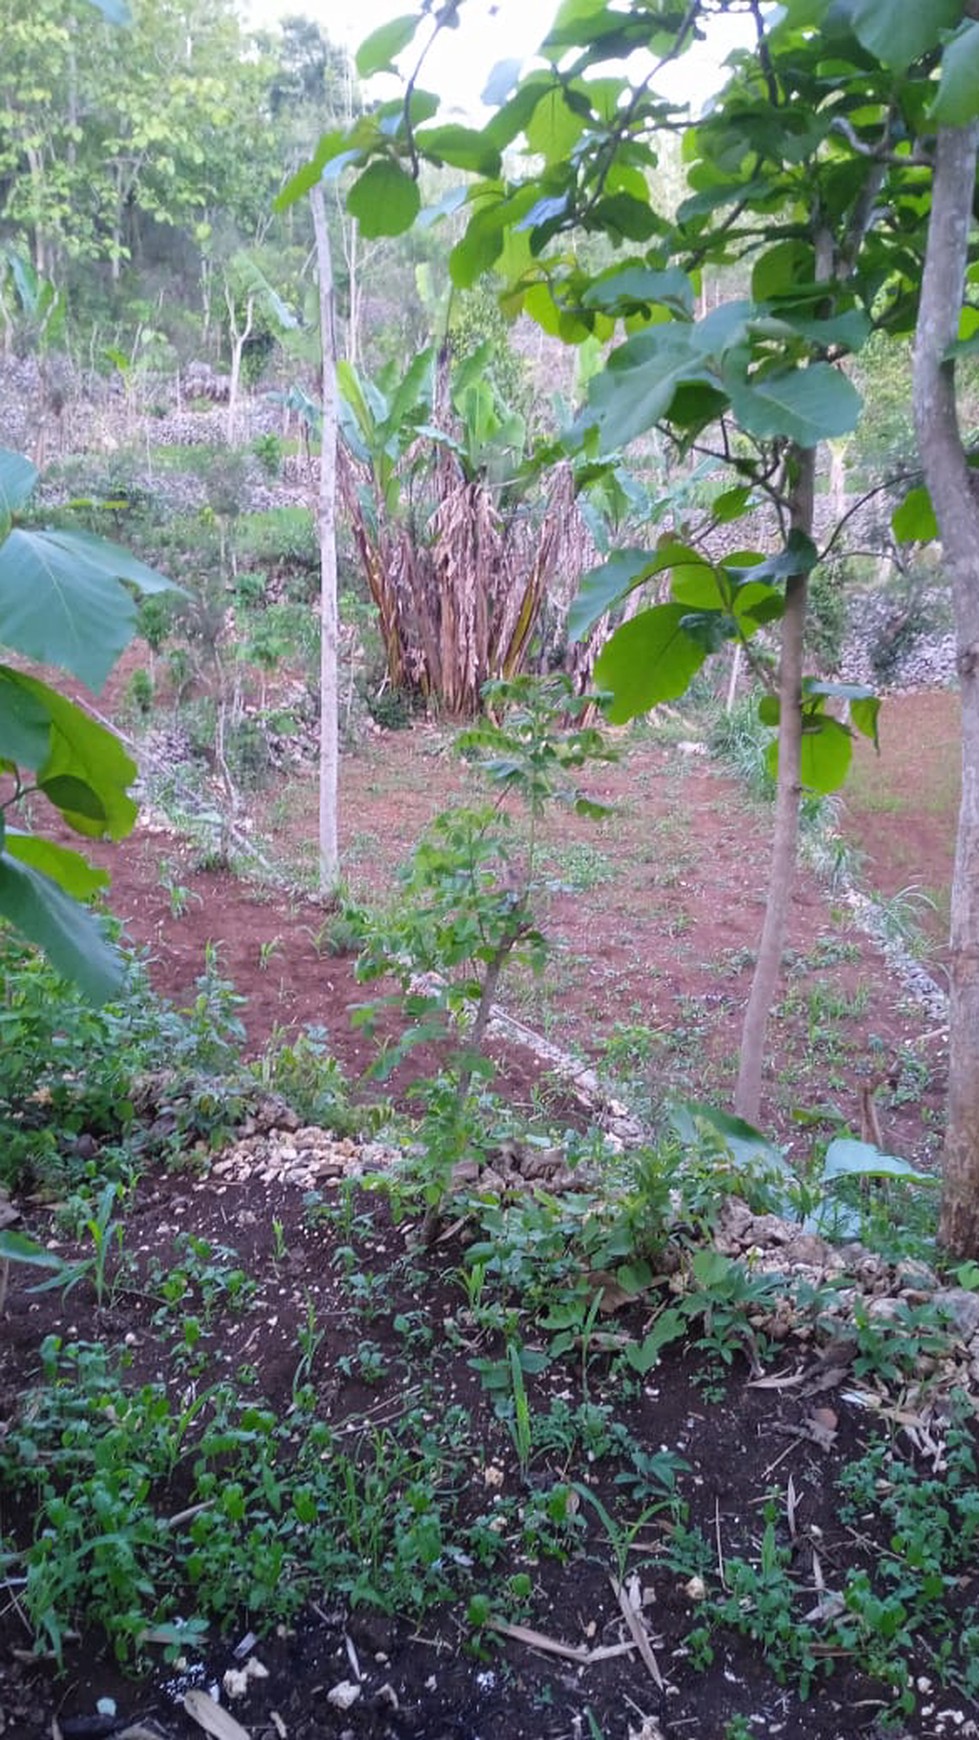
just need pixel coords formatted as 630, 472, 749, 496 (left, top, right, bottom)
734, 450, 813, 1122
310, 180, 340, 891
913, 120, 979, 1257
735, 227, 834, 1123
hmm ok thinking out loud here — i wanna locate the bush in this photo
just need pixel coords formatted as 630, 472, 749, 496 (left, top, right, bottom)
806, 563, 847, 673
0, 936, 246, 1192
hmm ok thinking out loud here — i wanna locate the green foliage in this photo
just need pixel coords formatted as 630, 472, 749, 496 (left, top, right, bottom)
685, 1392, 979, 1705
356, 682, 614, 1228
251, 1025, 363, 1137
0, 932, 245, 1193
0, 448, 177, 997
251, 432, 285, 478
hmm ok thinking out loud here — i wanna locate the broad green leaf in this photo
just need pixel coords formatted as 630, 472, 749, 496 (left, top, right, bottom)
587, 327, 713, 451
726, 364, 861, 446
376, 90, 439, 133
347, 161, 421, 239
731, 581, 783, 631
274, 131, 350, 210
804, 679, 875, 700
5, 831, 109, 900
932, 23, 979, 125
568, 542, 705, 639
821, 1138, 933, 1184
751, 240, 815, 301
37, 774, 107, 822
677, 176, 776, 223
804, 681, 880, 746
670, 565, 726, 610
41, 528, 176, 595
728, 532, 819, 585
0, 450, 37, 526
0, 531, 136, 690
0, 666, 55, 767
526, 88, 588, 162
678, 610, 732, 654
891, 485, 938, 544
666, 381, 729, 435
766, 713, 853, 793
590, 192, 660, 243
450, 202, 508, 288
416, 126, 501, 177
958, 306, 979, 342
0, 1228, 64, 1269
595, 605, 707, 722
850, 694, 880, 748
845, 0, 960, 71
355, 14, 418, 77
772, 308, 872, 351
625, 1307, 685, 1373
778, 0, 832, 22
0, 855, 121, 1001
5, 668, 137, 838
517, 194, 569, 235
670, 1100, 790, 1178
712, 485, 753, 522
581, 265, 694, 317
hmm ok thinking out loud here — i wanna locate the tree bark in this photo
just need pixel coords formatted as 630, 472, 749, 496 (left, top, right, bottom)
734, 448, 814, 1123
734, 221, 838, 1126
310, 182, 340, 892
912, 121, 979, 1258
225, 286, 254, 445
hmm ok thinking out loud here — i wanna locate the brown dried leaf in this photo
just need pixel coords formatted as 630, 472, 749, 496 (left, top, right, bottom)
805, 1409, 838, 1450
486, 1617, 633, 1665
611, 1576, 664, 1689
747, 1367, 806, 1389
184, 1690, 251, 1740
785, 1474, 798, 1540
586, 1270, 636, 1314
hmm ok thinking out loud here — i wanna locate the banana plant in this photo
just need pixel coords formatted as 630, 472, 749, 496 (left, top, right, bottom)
338, 347, 436, 524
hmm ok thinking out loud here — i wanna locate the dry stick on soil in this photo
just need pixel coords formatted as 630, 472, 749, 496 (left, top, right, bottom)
486, 1617, 636, 1665
714, 1497, 727, 1592
610, 1575, 665, 1689
184, 1689, 251, 1740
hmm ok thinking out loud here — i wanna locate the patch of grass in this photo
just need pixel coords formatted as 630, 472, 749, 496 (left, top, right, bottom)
536, 840, 617, 892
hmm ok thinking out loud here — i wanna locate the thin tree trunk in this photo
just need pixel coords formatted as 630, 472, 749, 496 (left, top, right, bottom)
912, 121, 979, 1258
225, 287, 254, 445
734, 221, 838, 1125
311, 182, 340, 892
734, 448, 814, 1123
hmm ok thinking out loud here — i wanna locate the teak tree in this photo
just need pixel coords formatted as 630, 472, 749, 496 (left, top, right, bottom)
283, 0, 979, 1252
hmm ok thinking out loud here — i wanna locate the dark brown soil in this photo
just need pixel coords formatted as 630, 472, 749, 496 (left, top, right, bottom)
0, 691, 967, 1740
3, 1166, 975, 1740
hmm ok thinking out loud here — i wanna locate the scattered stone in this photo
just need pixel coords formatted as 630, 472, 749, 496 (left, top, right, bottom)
325, 1681, 361, 1712
934, 1289, 979, 1340
222, 1659, 268, 1700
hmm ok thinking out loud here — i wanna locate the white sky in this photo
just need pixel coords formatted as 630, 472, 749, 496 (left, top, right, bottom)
241, 0, 752, 118
243, 0, 558, 113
